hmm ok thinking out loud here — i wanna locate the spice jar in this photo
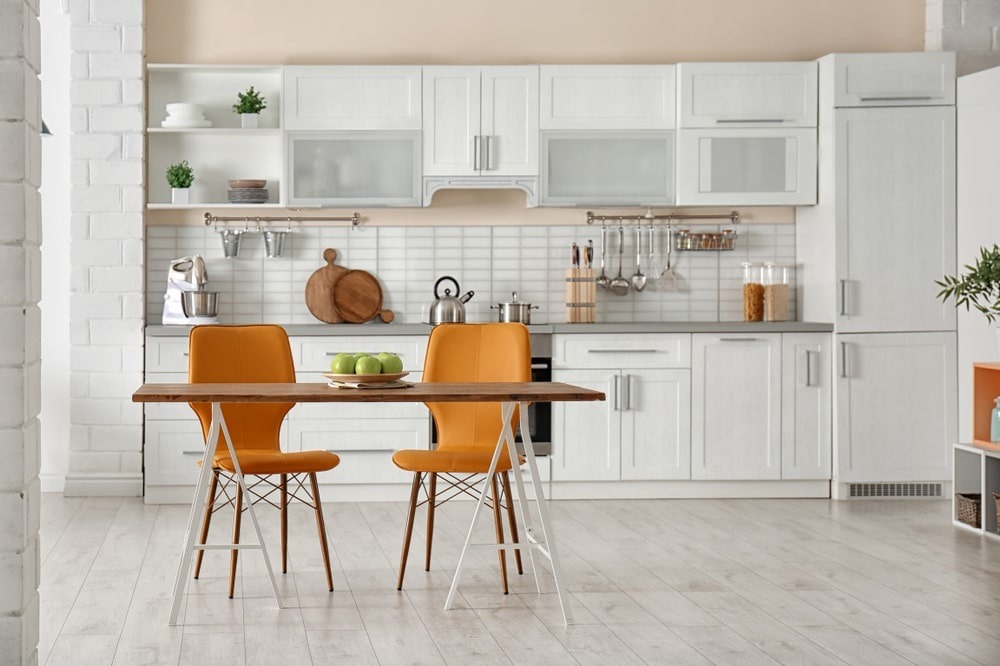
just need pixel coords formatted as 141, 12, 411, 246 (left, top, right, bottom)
742, 262, 764, 321
763, 263, 790, 322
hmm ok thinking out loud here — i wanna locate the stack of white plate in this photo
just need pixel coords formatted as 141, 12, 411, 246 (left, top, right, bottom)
162, 103, 211, 128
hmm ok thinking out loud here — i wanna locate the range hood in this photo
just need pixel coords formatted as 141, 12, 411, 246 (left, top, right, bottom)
422, 176, 538, 207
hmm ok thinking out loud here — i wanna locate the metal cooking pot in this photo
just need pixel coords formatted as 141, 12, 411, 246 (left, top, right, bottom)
181, 290, 219, 318
428, 276, 474, 325
492, 291, 538, 324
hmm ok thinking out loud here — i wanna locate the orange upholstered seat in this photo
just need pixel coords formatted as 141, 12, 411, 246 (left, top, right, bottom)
187, 324, 338, 598
392, 323, 531, 593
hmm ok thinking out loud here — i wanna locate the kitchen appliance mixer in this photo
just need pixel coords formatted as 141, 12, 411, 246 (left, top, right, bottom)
162, 255, 220, 325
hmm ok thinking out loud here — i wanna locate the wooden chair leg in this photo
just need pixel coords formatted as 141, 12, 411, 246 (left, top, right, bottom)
228, 482, 243, 599
500, 471, 523, 575
308, 473, 334, 592
425, 472, 437, 572
397, 472, 422, 591
280, 473, 288, 574
193, 470, 219, 580
490, 474, 510, 595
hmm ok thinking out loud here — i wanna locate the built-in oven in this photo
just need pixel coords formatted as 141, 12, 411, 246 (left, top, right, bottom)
429, 333, 552, 456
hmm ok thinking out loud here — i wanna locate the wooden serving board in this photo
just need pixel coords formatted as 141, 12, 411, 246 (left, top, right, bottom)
304, 248, 348, 323
333, 269, 394, 323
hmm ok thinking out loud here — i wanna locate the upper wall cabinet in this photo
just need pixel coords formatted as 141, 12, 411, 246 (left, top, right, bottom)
539, 65, 676, 130
147, 65, 285, 209
830, 52, 955, 107
283, 66, 422, 130
677, 62, 817, 128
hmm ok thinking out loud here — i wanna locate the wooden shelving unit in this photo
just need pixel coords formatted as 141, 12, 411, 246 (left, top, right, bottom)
952, 363, 1000, 539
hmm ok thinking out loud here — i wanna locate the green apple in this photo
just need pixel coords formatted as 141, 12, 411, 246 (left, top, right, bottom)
377, 352, 403, 374
353, 352, 370, 361
329, 353, 356, 374
355, 355, 382, 375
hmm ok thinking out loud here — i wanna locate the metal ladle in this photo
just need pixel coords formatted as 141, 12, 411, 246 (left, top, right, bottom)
610, 224, 631, 295
631, 223, 647, 292
596, 221, 610, 290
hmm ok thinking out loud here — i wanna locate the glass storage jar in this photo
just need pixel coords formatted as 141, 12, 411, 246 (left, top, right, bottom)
742, 262, 764, 321
763, 263, 790, 322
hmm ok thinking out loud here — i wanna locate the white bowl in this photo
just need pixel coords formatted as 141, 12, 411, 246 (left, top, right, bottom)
165, 103, 205, 118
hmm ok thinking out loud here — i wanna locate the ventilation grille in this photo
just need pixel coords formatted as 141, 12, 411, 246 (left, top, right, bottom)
849, 482, 943, 498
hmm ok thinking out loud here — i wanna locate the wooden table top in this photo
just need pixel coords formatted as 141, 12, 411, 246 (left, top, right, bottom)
132, 381, 606, 404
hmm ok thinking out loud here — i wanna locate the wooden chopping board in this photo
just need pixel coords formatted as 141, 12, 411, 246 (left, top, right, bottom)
304, 248, 348, 323
333, 269, 394, 323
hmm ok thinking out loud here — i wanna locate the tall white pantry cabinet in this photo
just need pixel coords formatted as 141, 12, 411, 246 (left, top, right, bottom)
797, 52, 958, 497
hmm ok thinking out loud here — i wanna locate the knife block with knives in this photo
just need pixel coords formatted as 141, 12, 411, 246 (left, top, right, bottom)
565, 241, 596, 323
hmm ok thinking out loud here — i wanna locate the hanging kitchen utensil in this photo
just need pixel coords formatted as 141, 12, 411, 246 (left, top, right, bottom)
631, 223, 647, 292
596, 222, 610, 291
610, 224, 630, 296
662, 226, 679, 292
647, 219, 661, 284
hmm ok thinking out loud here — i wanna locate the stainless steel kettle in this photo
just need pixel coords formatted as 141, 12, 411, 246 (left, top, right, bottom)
428, 276, 474, 324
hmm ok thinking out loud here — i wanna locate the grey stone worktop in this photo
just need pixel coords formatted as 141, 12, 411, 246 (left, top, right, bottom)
145, 321, 833, 337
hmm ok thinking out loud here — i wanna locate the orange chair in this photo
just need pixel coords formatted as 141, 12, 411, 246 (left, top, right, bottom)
187, 325, 339, 597
392, 323, 531, 593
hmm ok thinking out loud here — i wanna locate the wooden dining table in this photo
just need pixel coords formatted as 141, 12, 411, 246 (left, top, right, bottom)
132, 381, 605, 626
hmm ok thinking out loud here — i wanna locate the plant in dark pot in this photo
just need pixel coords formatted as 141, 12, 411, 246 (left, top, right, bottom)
937, 243, 1000, 351
166, 160, 194, 205
233, 86, 267, 128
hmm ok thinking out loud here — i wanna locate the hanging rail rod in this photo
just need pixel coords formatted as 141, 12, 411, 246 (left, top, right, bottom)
585, 210, 741, 225
204, 212, 361, 228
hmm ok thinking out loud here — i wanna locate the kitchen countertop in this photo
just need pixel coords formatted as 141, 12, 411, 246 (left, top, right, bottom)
146, 321, 834, 337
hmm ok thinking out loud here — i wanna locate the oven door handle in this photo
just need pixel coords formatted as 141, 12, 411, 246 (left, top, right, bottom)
530, 363, 549, 370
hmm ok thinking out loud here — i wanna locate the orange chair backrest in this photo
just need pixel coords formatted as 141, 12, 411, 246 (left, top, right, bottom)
423, 323, 531, 450
188, 325, 295, 453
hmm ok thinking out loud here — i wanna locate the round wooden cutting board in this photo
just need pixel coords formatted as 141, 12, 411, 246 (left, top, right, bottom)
332, 269, 383, 323
304, 248, 348, 323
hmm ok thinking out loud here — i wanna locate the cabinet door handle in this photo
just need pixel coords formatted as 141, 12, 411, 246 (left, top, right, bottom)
473, 135, 481, 171
719, 337, 759, 342
716, 118, 787, 124
328, 448, 387, 454
859, 95, 934, 102
182, 450, 203, 456
612, 375, 620, 411
484, 135, 493, 170
623, 374, 632, 411
804, 350, 815, 387
839, 280, 848, 316
588, 349, 660, 354
840, 342, 849, 378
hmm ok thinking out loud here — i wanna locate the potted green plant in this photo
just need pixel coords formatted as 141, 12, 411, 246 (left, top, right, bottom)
166, 160, 194, 204
233, 86, 267, 128
937, 243, 1000, 350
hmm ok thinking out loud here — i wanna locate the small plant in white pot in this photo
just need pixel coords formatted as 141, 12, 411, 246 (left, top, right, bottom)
233, 86, 267, 128
166, 160, 194, 204
937, 243, 1000, 351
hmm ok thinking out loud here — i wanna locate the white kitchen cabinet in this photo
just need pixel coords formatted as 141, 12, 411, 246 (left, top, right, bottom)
147, 65, 285, 209
833, 106, 956, 332
677, 62, 817, 128
781, 333, 831, 479
551, 334, 691, 482
836, 332, 957, 483
283, 66, 421, 130
830, 52, 955, 107
539, 65, 676, 130
422, 66, 539, 177
675, 127, 816, 206
285, 131, 421, 207
691, 334, 781, 480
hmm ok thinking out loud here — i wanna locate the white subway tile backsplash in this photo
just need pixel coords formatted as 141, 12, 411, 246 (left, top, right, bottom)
147, 224, 797, 325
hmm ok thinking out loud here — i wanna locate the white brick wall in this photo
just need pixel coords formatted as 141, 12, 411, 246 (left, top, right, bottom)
67, 0, 144, 497
927, 0, 1000, 74
0, 0, 41, 661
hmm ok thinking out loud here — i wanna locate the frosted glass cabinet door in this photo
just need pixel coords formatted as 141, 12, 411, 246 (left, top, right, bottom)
286, 131, 421, 207
676, 128, 816, 205
541, 131, 675, 206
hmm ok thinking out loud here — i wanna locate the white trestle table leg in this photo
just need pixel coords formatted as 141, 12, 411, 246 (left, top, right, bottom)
504, 403, 541, 594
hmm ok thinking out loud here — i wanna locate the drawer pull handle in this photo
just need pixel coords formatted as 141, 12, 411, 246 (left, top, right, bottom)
858, 96, 934, 102
327, 448, 389, 454
719, 337, 759, 342
588, 349, 661, 354
324, 351, 404, 356
716, 118, 786, 123
182, 450, 203, 456
182, 352, 189, 356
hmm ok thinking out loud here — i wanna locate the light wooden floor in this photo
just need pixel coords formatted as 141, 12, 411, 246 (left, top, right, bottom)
38, 492, 1000, 665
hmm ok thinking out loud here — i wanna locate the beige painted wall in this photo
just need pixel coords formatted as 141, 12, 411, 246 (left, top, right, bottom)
145, 0, 924, 226
147, 0, 923, 64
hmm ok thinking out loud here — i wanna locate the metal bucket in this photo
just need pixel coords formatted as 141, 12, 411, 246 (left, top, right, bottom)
219, 229, 243, 258
263, 230, 286, 258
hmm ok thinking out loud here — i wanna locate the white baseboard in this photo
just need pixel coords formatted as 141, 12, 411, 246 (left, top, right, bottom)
549, 479, 830, 500
40, 473, 65, 493
63, 473, 142, 497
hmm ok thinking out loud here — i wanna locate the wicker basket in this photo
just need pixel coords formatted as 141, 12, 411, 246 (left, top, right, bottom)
993, 492, 1000, 534
957, 493, 982, 528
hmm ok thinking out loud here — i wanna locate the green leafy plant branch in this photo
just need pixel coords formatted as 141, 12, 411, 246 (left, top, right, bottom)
936, 243, 1000, 324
